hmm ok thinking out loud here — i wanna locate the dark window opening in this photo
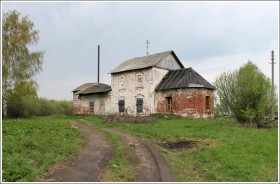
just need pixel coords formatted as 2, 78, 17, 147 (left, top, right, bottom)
118, 99, 125, 112
206, 96, 210, 110
89, 100, 94, 114
136, 98, 143, 113
166, 97, 172, 112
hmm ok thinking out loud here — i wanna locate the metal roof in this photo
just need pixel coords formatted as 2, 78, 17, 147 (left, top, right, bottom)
155, 67, 215, 91
73, 83, 111, 95
110, 50, 184, 74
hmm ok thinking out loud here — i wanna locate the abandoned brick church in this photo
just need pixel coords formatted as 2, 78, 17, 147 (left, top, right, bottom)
73, 50, 215, 118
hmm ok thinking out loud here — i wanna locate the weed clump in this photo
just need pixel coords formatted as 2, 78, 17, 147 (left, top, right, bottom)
102, 114, 158, 124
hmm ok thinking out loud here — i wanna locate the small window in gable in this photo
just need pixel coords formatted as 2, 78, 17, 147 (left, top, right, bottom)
118, 99, 125, 113
136, 98, 143, 113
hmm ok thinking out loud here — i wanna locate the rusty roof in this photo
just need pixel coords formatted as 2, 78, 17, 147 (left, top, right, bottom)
73, 83, 111, 95
155, 67, 215, 91
110, 50, 184, 74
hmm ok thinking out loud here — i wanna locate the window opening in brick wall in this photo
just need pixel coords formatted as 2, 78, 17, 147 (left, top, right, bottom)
118, 99, 125, 112
166, 97, 172, 112
206, 96, 210, 110
136, 98, 143, 113
89, 100, 94, 114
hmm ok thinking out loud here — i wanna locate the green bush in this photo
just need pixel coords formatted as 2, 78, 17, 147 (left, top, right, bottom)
7, 96, 73, 118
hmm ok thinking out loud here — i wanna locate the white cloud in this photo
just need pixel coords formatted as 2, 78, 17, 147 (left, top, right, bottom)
2, 1, 278, 100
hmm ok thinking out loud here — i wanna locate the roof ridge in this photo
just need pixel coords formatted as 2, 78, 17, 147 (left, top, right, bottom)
110, 50, 178, 74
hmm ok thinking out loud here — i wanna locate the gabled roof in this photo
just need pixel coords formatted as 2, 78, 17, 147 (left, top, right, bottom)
73, 83, 111, 95
155, 67, 215, 91
110, 50, 184, 74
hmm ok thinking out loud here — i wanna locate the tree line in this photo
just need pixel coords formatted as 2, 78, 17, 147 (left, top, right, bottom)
2, 10, 72, 118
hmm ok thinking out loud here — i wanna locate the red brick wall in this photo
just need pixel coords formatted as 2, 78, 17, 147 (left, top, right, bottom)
155, 88, 214, 118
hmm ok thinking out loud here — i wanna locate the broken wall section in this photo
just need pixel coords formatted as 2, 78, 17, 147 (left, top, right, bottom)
155, 88, 214, 118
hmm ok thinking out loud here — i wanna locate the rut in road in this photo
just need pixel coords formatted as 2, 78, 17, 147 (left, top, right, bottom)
104, 127, 176, 182
42, 120, 114, 182
42, 119, 175, 182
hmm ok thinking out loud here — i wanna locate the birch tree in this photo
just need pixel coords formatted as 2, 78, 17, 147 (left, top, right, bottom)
2, 10, 44, 117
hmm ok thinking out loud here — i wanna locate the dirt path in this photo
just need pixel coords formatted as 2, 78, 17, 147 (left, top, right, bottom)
42, 119, 175, 182
42, 120, 114, 182
103, 127, 176, 182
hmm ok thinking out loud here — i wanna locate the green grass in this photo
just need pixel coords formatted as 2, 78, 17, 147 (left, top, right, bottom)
83, 116, 278, 182
2, 115, 278, 182
97, 129, 138, 182
2, 115, 85, 182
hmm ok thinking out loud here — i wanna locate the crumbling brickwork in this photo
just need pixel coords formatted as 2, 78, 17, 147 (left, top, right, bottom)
155, 88, 214, 118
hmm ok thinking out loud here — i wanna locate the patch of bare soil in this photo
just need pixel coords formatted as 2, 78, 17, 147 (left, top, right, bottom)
159, 140, 199, 151
41, 120, 114, 182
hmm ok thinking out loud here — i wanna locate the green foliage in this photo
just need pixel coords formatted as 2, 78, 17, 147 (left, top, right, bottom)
2, 116, 85, 182
214, 61, 275, 126
2, 10, 44, 117
7, 81, 38, 118
36, 98, 74, 116
7, 93, 73, 118
85, 116, 278, 182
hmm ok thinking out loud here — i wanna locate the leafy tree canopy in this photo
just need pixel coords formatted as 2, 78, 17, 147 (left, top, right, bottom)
214, 61, 276, 127
2, 10, 44, 117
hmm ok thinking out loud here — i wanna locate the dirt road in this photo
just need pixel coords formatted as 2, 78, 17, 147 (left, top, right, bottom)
104, 127, 175, 182
42, 119, 175, 182
42, 120, 114, 182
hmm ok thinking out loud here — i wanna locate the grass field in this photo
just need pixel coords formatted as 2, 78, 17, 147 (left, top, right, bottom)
2, 115, 85, 182
2, 115, 278, 182
83, 116, 278, 182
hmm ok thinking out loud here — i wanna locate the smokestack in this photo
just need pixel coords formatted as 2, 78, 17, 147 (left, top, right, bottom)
98, 45, 100, 83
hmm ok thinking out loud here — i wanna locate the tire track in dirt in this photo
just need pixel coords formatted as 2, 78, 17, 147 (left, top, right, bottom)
103, 128, 176, 182
41, 120, 114, 182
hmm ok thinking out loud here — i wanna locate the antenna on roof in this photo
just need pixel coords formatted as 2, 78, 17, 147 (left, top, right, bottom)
146, 39, 149, 56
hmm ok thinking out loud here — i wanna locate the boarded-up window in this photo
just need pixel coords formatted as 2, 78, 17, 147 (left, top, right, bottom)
206, 96, 210, 110
166, 97, 172, 112
136, 98, 143, 113
187, 96, 195, 108
89, 100, 94, 114
118, 100, 125, 112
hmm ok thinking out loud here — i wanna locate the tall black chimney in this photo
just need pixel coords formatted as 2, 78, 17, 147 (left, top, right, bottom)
97, 45, 100, 83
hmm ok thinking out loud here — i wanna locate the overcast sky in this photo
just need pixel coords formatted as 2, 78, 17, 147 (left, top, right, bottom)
2, 1, 279, 101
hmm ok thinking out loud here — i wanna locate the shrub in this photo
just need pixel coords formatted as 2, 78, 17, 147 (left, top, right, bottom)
6, 96, 73, 118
